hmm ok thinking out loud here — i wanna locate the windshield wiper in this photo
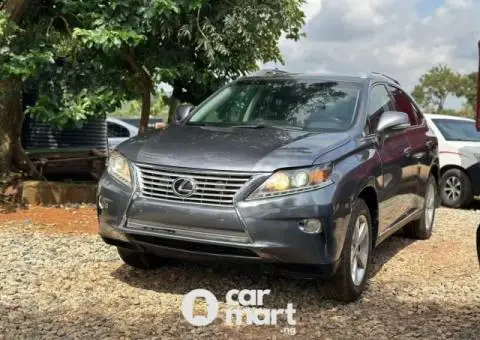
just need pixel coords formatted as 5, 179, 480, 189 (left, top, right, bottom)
233, 123, 304, 131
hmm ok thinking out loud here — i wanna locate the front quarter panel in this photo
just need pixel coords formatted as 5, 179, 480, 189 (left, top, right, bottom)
318, 136, 382, 258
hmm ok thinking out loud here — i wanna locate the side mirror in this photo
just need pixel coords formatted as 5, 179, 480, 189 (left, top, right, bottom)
174, 104, 194, 124
377, 111, 410, 133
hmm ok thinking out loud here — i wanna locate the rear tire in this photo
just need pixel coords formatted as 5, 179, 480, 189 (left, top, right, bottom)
117, 247, 160, 270
323, 199, 372, 302
440, 168, 473, 208
404, 174, 437, 240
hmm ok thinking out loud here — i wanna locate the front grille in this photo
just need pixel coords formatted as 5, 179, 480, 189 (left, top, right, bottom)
136, 164, 253, 206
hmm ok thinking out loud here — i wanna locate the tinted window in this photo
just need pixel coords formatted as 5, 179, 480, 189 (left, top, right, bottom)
107, 123, 130, 138
388, 85, 418, 125
432, 119, 480, 142
188, 80, 362, 132
368, 85, 395, 132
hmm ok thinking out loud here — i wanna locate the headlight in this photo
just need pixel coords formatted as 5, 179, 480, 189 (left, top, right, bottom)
107, 151, 132, 188
247, 164, 333, 200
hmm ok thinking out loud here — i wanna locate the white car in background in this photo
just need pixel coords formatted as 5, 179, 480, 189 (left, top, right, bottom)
106, 117, 165, 149
425, 114, 480, 208
106, 117, 139, 150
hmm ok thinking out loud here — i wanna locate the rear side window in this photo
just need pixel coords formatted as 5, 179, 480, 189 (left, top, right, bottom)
367, 84, 395, 132
388, 85, 419, 125
107, 123, 130, 138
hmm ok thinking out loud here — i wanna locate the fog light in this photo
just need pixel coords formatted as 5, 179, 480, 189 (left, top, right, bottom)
299, 219, 323, 234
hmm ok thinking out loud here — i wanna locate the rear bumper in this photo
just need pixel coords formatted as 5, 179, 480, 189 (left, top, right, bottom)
97, 172, 351, 277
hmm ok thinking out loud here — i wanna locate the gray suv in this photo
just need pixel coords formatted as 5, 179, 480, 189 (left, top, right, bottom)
97, 71, 439, 301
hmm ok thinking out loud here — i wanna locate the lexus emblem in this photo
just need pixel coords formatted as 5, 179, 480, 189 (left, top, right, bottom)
172, 178, 196, 197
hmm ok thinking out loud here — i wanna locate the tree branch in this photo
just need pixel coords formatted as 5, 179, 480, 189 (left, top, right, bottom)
46, 15, 72, 36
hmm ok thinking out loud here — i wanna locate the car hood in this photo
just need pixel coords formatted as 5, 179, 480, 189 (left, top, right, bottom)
117, 125, 351, 172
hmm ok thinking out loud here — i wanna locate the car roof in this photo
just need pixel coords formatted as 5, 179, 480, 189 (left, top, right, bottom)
239, 69, 401, 86
425, 114, 474, 122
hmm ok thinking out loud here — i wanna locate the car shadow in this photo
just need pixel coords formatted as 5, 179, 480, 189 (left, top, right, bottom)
369, 233, 416, 279
111, 233, 416, 302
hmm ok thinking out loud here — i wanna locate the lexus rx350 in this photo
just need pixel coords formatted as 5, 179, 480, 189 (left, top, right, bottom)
97, 71, 439, 301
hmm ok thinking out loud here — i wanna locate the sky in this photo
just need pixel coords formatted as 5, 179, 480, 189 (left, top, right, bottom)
262, 0, 480, 109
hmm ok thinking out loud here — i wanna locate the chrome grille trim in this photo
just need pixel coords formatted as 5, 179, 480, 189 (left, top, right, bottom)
127, 219, 251, 243
136, 163, 254, 206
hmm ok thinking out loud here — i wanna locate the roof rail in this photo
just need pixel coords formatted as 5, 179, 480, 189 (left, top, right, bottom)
370, 72, 400, 85
250, 68, 290, 77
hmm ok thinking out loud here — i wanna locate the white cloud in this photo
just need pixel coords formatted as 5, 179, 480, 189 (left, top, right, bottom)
302, 0, 323, 23
265, 0, 480, 108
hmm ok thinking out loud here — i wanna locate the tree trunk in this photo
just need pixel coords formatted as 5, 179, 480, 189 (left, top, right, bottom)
0, 0, 35, 175
138, 84, 152, 135
167, 96, 180, 124
0, 81, 19, 173
0, 79, 36, 176
4, 0, 31, 22
0, 80, 40, 177
167, 85, 183, 124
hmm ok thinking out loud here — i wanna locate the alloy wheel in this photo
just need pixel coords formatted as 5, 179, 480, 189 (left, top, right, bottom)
425, 181, 436, 231
350, 214, 370, 286
443, 176, 462, 202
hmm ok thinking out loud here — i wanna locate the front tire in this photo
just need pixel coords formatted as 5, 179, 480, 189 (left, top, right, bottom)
440, 168, 473, 208
117, 247, 160, 270
323, 199, 372, 302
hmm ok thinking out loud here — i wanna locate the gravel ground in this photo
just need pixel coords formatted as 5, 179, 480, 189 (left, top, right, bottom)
0, 207, 479, 339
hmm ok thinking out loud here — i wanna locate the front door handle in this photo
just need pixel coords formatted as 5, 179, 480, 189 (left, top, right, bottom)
403, 147, 412, 158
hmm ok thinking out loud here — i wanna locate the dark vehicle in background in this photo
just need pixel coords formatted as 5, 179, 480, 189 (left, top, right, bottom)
476, 40, 480, 266
97, 70, 439, 301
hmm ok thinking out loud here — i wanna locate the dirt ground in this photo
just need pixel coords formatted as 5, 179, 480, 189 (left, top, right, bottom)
0, 205, 98, 234
0, 205, 479, 339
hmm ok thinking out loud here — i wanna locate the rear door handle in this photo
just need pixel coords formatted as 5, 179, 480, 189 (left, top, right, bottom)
403, 147, 412, 157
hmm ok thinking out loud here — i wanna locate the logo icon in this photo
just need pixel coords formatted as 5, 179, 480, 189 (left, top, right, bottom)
181, 289, 219, 326
172, 177, 196, 197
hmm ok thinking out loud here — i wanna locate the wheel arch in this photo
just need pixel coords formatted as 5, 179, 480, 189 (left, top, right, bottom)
440, 164, 469, 177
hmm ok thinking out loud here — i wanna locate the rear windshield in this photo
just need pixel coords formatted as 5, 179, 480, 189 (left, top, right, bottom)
432, 119, 480, 142
187, 79, 362, 132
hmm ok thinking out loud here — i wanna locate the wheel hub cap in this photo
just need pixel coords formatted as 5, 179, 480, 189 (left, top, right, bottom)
425, 181, 436, 231
444, 176, 461, 202
350, 215, 369, 286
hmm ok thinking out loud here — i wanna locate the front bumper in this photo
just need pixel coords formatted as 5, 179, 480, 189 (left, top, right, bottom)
97, 173, 351, 277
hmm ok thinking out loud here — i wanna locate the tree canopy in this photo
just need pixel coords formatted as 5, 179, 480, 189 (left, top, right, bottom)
0, 0, 305, 172
1, 0, 305, 125
411, 64, 477, 117
411, 65, 461, 114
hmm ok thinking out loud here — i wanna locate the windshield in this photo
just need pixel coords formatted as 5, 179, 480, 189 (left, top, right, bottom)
187, 79, 362, 132
432, 119, 480, 142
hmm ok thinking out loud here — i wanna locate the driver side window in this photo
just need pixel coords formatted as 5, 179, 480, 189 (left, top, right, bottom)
367, 84, 395, 133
